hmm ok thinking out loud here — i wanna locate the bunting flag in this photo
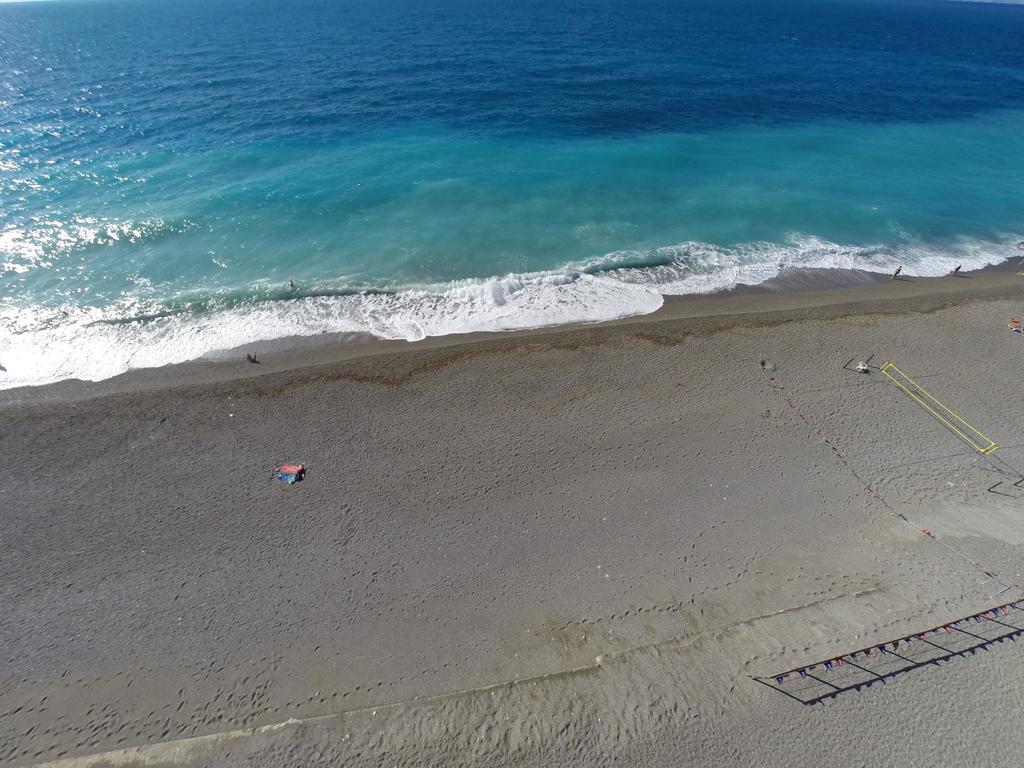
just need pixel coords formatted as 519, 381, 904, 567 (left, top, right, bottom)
761, 597, 1024, 685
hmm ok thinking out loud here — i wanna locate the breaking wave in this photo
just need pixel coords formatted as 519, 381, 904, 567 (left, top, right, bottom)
0, 233, 1014, 390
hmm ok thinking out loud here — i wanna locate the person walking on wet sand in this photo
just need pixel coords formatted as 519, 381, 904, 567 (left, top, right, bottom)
892, 265, 902, 279
949, 264, 961, 275
246, 352, 260, 364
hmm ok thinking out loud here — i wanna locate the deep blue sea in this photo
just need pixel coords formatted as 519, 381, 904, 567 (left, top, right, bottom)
2, 0, 1024, 387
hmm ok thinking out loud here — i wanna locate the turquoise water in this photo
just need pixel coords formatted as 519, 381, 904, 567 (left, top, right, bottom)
2, 0, 1024, 387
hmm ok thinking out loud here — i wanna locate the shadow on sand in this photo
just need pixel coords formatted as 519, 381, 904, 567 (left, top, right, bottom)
755, 611, 1022, 705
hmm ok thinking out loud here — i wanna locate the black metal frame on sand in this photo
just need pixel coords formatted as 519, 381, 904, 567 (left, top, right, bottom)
754, 602, 1023, 705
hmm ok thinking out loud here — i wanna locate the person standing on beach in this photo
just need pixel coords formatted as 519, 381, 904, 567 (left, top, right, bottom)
892, 265, 902, 279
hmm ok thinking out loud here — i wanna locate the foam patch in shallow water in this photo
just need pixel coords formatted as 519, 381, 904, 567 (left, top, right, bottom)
0, 234, 1014, 389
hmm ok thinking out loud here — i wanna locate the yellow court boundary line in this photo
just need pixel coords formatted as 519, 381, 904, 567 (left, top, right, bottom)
880, 362, 997, 455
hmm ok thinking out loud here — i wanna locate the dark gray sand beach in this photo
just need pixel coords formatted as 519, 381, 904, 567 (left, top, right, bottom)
3, 267, 1024, 767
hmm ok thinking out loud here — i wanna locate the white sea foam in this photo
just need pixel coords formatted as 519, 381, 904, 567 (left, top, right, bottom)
0, 234, 1015, 389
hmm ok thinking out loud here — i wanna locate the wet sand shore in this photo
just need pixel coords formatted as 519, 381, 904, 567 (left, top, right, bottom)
3, 264, 1024, 766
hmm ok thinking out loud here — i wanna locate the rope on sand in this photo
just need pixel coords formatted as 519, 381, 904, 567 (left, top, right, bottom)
767, 376, 1017, 591
879, 361, 998, 455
